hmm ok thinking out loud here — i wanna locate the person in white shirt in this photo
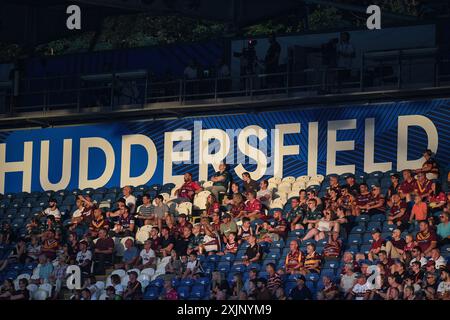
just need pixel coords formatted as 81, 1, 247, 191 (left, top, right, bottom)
43, 198, 61, 221
76, 241, 92, 274
409, 246, 428, 267
437, 268, 450, 299
257, 180, 272, 208
122, 186, 136, 214
136, 240, 155, 270
110, 274, 124, 297
348, 274, 371, 300
429, 248, 446, 269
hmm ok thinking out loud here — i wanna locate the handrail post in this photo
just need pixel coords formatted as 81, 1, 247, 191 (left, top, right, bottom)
214, 77, 218, 102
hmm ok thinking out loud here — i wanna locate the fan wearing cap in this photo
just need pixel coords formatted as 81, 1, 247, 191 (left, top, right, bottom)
344, 174, 359, 196
288, 275, 313, 300
348, 273, 371, 300
123, 270, 142, 300
368, 229, 386, 261
366, 184, 385, 216
219, 213, 238, 244
43, 198, 61, 221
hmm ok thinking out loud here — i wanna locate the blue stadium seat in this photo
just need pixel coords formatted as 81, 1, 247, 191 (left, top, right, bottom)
144, 287, 160, 300
220, 253, 235, 263
362, 233, 374, 244
206, 254, 220, 263
349, 225, 366, 236
180, 278, 194, 287
347, 234, 362, 245
306, 273, 320, 282
195, 277, 210, 287
284, 281, 296, 296
82, 188, 95, 195
91, 194, 104, 203
346, 245, 359, 255
149, 278, 165, 288
177, 286, 190, 299
217, 262, 230, 272
382, 223, 395, 233
320, 269, 336, 279
355, 215, 370, 223
370, 214, 386, 222
271, 239, 285, 249
189, 285, 205, 299
366, 222, 381, 232
323, 259, 339, 269
360, 244, 372, 255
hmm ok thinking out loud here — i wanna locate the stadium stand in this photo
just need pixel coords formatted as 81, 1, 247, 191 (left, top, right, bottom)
0, 165, 449, 300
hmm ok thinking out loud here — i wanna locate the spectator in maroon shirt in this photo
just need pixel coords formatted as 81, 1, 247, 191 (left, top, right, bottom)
93, 228, 115, 275
149, 227, 162, 251
172, 172, 203, 203
368, 229, 385, 261
415, 220, 437, 257
239, 191, 263, 220
399, 169, 416, 202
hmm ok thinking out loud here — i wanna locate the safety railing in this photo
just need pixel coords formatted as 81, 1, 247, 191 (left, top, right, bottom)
0, 48, 449, 115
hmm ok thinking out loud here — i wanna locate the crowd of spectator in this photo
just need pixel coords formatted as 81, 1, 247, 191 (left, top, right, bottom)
0, 149, 449, 300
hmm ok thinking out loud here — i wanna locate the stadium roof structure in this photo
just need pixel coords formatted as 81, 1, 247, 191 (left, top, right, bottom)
0, 0, 426, 47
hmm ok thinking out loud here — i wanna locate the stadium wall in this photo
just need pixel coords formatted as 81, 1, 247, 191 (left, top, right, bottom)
0, 98, 449, 194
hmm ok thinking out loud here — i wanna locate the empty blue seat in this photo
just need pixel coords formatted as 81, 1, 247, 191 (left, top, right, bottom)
189, 285, 205, 299
220, 253, 235, 263
195, 277, 210, 286
217, 262, 230, 272
207, 254, 220, 263
366, 222, 381, 232
320, 268, 336, 278
382, 224, 395, 233
306, 273, 320, 282
362, 233, 374, 244
180, 278, 194, 287
347, 234, 362, 245
144, 287, 160, 300
355, 215, 370, 223
323, 259, 339, 269
370, 214, 386, 222
346, 245, 359, 255
360, 244, 372, 255
91, 194, 104, 203
177, 286, 190, 299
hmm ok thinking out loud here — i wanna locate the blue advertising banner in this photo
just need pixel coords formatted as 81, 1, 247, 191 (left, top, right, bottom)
0, 98, 449, 194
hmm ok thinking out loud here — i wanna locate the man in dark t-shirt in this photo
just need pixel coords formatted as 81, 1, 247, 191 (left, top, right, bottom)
93, 228, 115, 274
243, 235, 262, 265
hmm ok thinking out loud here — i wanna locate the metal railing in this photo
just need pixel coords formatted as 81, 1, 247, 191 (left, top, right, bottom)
0, 48, 449, 115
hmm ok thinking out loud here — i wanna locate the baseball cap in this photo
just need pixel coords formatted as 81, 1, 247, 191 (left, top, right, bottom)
295, 275, 306, 282
371, 228, 381, 234
390, 173, 400, 179
79, 240, 88, 246
425, 260, 436, 267
49, 198, 57, 203
222, 213, 231, 219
